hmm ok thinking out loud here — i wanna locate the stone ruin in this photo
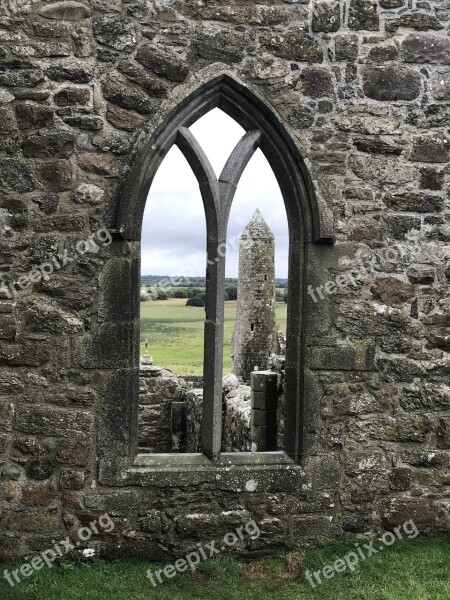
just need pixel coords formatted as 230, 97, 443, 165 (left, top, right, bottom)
0, 0, 449, 562
232, 209, 278, 381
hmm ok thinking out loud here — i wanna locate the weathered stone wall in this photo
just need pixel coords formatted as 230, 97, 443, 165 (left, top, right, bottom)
0, 0, 449, 560
184, 379, 255, 452
138, 366, 189, 453
138, 369, 256, 453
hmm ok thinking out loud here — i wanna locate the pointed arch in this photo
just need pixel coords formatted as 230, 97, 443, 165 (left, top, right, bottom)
117, 74, 333, 245
98, 73, 336, 483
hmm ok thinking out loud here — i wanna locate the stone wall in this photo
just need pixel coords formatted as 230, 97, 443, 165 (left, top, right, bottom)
138, 366, 189, 453
0, 0, 449, 560
138, 369, 258, 454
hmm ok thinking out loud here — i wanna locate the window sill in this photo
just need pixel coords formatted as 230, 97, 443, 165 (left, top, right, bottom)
99, 452, 305, 492
134, 451, 293, 468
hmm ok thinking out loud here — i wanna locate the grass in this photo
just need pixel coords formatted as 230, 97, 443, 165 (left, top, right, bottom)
1, 538, 449, 600
140, 298, 287, 375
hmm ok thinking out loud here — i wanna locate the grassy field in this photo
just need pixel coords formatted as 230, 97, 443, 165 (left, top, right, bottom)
1, 539, 449, 600
140, 298, 287, 375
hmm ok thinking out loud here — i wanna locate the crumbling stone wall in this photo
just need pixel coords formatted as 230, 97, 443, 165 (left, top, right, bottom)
0, 0, 449, 561
138, 369, 256, 453
186, 374, 255, 453
138, 366, 189, 453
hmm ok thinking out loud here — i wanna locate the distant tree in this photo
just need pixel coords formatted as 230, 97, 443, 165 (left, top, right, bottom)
187, 287, 204, 298
283, 289, 288, 303
140, 294, 149, 302
275, 290, 284, 302
156, 290, 169, 300
186, 294, 205, 307
225, 285, 237, 300
223, 291, 230, 301
172, 289, 188, 298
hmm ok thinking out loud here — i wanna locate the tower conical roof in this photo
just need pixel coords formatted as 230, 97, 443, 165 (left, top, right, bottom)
241, 209, 274, 239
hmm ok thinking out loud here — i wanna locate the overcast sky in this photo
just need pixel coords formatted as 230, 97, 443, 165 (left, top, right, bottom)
141, 108, 289, 279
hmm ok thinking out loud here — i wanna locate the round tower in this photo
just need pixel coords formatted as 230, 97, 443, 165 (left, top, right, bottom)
232, 209, 277, 381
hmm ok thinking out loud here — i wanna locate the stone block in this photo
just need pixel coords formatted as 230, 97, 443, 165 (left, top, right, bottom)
251, 424, 277, 451
252, 410, 276, 428
78, 152, 122, 176
261, 31, 323, 62
0, 316, 16, 341
56, 440, 90, 466
36, 159, 74, 191
335, 34, 358, 60
389, 468, 412, 491
382, 497, 447, 531
420, 167, 444, 190
384, 191, 443, 213
0, 107, 17, 133
0, 341, 51, 367
93, 15, 137, 52
136, 44, 189, 82
300, 66, 334, 98
22, 485, 52, 506
407, 265, 435, 284
312, 1, 341, 33
386, 13, 441, 32
22, 130, 75, 158
193, 26, 246, 64
290, 515, 337, 541
308, 340, 375, 371
54, 86, 90, 106
25, 459, 54, 480
402, 34, 450, 64
363, 66, 421, 101
437, 417, 450, 449
0, 158, 35, 192
348, 0, 379, 30
16, 103, 54, 129
251, 371, 278, 394
15, 406, 93, 439
38, 1, 91, 21
47, 59, 94, 83
0, 512, 60, 533
410, 134, 450, 163
60, 467, 86, 490
106, 103, 146, 131
117, 59, 169, 96
370, 277, 415, 306
20, 297, 83, 335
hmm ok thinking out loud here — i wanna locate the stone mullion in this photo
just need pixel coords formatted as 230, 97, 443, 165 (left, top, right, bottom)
202, 235, 226, 460
176, 127, 261, 460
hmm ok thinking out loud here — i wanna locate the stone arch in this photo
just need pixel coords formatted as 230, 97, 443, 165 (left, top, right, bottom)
99, 73, 335, 480
117, 74, 333, 245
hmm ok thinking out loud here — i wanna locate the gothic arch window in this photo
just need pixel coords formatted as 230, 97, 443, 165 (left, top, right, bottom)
99, 75, 332, 487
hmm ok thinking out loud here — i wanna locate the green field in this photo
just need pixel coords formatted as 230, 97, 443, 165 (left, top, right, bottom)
1, 539, 449, 600
140, 298, 287, 375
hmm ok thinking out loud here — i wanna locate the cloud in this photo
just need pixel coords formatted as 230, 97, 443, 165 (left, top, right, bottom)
142, 109, 289, 278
